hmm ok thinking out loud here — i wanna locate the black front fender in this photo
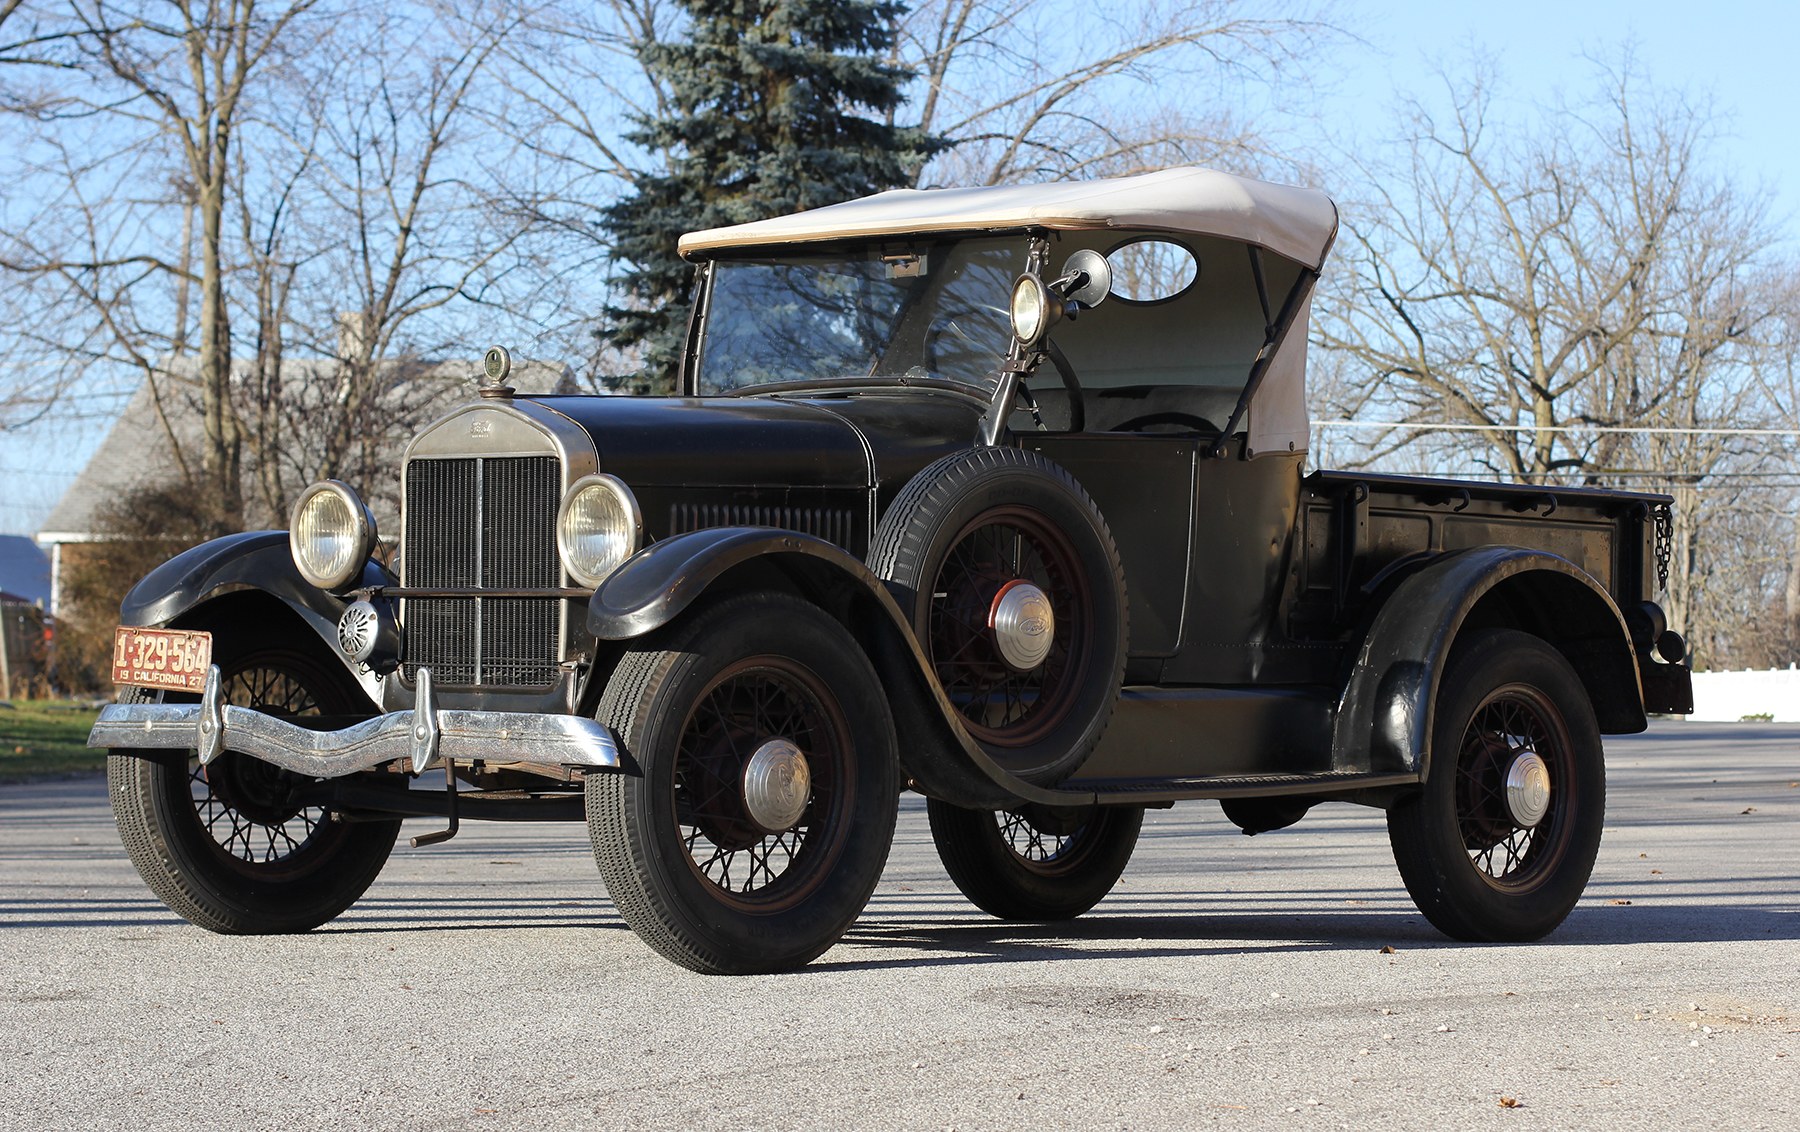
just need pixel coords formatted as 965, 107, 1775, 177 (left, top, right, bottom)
588, 527, 880, 641
121, 530, 393, 679
588, 527, 1088, 809
1333, 546, 1641, 779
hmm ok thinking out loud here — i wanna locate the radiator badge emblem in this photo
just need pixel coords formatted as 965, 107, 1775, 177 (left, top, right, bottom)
470, 418, 492, 437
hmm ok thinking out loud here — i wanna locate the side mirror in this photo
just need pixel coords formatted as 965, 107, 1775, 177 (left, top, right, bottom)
1058, 249, 1112, 308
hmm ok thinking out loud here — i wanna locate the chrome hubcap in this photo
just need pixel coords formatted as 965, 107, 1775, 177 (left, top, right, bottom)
741, 739, 811, 833
989, 579, 1055, 671
1504, 749, 1552, 828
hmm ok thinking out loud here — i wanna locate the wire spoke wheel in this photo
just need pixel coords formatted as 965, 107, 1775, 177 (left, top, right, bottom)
588, 592, 900, 975
188, 665, 329, 866
867, 447, 1127, 784
929, 508, 1088, 746
928, 799, 1143, 920
108, 641, 400, 935
1387, 629, 1605, 942
672, 658, 849, 909
1454, 688, 1573, 888
995, 809, 1071, 864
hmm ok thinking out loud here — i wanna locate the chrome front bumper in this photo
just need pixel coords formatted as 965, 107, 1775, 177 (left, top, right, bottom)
87, 665, 622, 778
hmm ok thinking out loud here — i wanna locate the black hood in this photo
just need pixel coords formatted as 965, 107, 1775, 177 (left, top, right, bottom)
524, 389, 985, 494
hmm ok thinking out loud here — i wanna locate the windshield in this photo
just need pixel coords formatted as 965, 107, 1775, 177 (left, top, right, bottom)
695, 237, 1023, 394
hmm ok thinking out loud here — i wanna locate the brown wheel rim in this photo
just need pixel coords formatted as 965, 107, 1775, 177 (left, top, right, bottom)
926, 506, 1092, 747
671, 656, 854, 912
1454, 684, 1576, 892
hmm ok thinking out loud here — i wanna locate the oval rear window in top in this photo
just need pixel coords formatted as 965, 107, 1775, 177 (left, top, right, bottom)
1106, 239, 1198, 304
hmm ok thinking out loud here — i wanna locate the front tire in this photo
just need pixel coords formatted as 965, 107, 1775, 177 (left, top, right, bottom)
587, 593, 900, 974
1387, 629, 1605, 942
927, 799, 1143, 920
108, 646, 401, 934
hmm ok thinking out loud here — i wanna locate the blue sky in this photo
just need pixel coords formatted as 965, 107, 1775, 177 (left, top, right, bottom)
1327, 0, 1795, 219
2, 0, 1793, 537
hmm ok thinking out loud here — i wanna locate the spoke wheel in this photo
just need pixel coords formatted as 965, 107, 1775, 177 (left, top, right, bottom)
927, 798, 1143, 920
588, 592, 899, 974
191, 665, 328, 865
1388, 629, 1604, 942
869, 446, 1127, 784
671, 657, 852, 910
109, 645, 400, 934
1453, 688, 1573, 888
928, 508, 1089, 748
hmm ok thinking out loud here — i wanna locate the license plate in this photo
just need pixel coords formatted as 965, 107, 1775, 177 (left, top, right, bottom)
112, 627, 214, 693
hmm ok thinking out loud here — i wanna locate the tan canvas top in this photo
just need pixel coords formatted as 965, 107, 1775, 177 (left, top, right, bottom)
678, 166, 1339, 269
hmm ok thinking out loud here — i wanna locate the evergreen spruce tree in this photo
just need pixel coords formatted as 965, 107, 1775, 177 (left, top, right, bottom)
599, 1, 941, 392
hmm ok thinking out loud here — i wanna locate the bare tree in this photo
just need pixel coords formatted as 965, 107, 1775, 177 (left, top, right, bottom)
238, 2, 541, 520
897, 0, 1342, 185
79, 0, 322, 520
0, 0, 326, 522
3, 1, 552, 527
1312, 55, 1791, 665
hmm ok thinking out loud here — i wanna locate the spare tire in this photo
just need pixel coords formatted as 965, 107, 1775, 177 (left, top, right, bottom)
868, 446, 1127, 784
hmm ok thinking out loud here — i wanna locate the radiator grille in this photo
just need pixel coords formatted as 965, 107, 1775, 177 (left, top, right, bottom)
668, 503, 855, 548
402, 455, 561, 687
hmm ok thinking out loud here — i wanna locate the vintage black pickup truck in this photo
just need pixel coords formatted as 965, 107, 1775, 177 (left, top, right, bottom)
91, 166, 1692, 974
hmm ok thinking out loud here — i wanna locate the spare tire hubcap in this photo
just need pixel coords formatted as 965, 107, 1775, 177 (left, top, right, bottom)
989, 579, 1055, 671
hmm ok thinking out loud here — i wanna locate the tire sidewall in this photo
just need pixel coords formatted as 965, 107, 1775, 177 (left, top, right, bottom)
1400, 629, 1605, 941
927, 799, 1143, 921
109, 647, 400, 934
596, 594, 899, 972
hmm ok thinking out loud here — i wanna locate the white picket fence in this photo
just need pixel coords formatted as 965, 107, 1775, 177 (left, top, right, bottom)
1686, 667, 1800, 722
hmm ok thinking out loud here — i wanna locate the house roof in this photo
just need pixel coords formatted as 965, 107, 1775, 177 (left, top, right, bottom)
39, 356, 574, 544
37, 378, 188, 544
678, 166, 1341, 270
0, 535, 52, 606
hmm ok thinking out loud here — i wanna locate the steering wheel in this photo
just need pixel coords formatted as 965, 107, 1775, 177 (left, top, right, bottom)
1044, 339, 1085, 433
1107, 411, 1219, 434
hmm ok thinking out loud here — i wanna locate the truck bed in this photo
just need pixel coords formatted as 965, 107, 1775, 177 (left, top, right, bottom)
1295, 469, 1670, 632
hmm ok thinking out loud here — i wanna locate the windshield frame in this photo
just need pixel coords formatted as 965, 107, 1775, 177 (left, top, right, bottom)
681, 232, 1038, 398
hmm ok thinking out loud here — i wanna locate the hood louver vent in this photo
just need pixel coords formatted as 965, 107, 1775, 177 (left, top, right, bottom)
668, 504, 855, 550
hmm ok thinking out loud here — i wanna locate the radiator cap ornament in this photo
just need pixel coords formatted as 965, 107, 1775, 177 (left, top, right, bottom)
479, 345, 515, 399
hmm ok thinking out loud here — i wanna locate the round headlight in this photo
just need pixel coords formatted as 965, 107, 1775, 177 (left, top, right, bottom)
290, 480, 377, 591
556, 474, 643, 588
1010, 273, 1055, 347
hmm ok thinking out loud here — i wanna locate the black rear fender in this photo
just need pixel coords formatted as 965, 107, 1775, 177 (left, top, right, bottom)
587, 528, 1083, 808
120, 530, 388, 702
1334, 546, 1642, 778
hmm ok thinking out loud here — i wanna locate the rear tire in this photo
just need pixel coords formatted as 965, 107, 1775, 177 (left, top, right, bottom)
1387, 629, 1605, 942
927, 799, 1143, 920
109, 646, 400, 934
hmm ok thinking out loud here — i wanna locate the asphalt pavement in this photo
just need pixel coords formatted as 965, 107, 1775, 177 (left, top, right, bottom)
1, 720, 1795, 1130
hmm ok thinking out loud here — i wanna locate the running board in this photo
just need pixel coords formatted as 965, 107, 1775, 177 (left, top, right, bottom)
1054, 770, 1420, 807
